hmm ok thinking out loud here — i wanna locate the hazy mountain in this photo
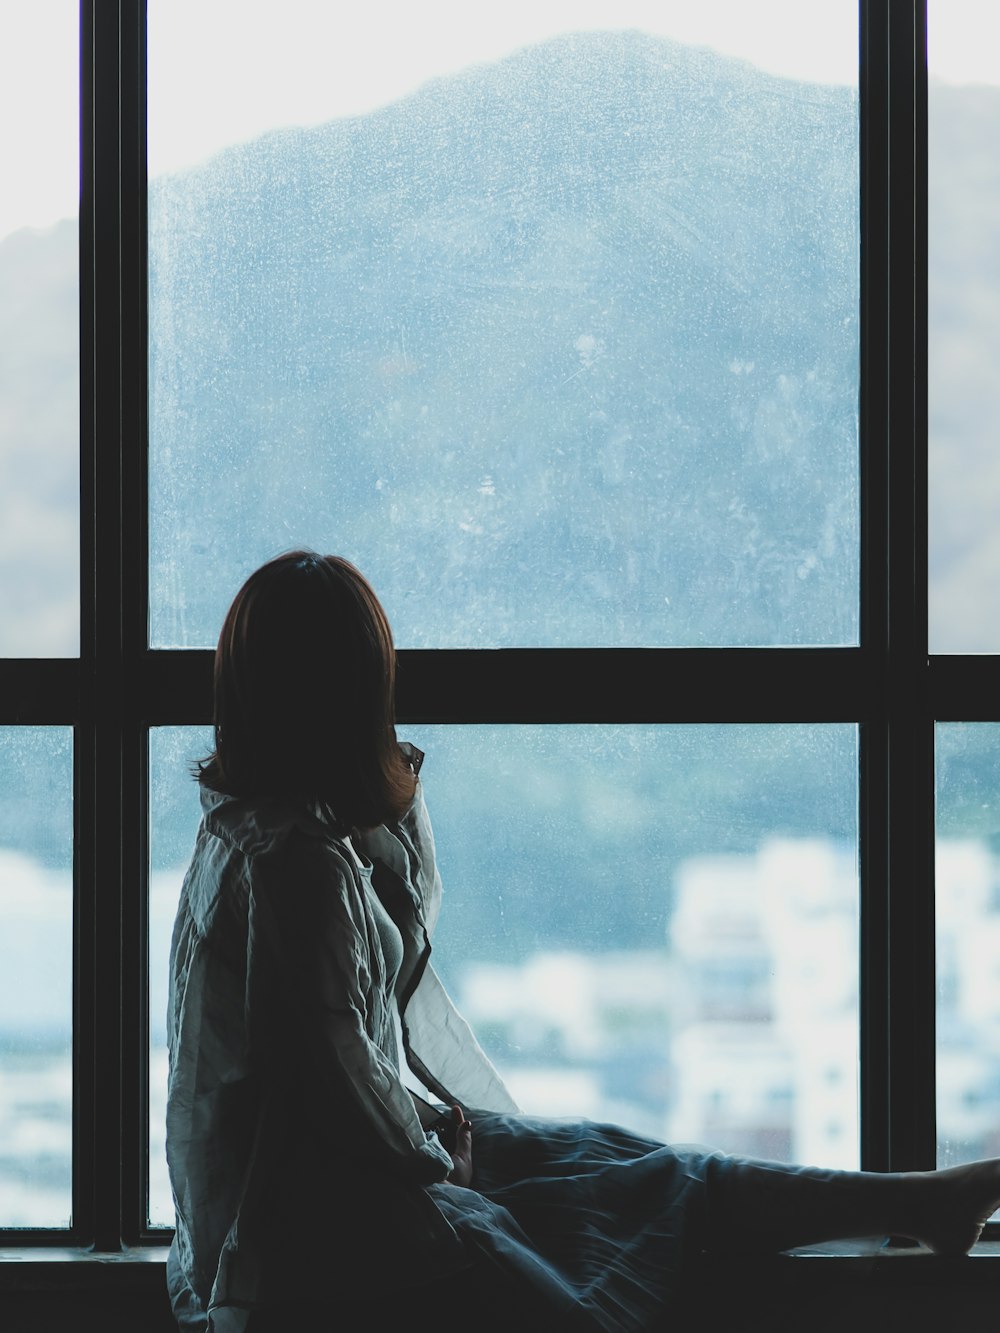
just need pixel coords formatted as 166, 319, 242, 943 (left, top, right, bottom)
0, 219, 77, 655
146, 30, 860, 649
927, 79, 1000, 651
4, 42, 998, 661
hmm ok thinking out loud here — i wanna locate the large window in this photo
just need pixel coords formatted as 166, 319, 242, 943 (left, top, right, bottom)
1, 0, 989, 1255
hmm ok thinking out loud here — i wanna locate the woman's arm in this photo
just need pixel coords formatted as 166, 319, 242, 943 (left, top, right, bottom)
441, 1104, 474, 1189
246, 831, 455, 1184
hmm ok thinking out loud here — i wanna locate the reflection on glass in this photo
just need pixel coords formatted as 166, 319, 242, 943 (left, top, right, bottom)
148, 1, 859, 650
0, 728, 73, 1226
937, 724, 1000, 1168
148, 721, 858, 1221
928, 2, 1000, 652
0, 2, 79, 655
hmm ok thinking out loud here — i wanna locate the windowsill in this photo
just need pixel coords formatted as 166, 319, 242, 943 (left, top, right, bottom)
696, 1235, 1000, 1283
0, 1247, 171, 1291
3, 1239, 1000, 1290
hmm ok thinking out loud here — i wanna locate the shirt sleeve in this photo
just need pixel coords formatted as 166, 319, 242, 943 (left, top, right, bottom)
406, 961, 522, 1114
366, 757, 521, 1114
246, 830, 454, 1185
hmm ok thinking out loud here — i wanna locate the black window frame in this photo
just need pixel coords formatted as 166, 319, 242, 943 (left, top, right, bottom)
2, 0, 984, 1251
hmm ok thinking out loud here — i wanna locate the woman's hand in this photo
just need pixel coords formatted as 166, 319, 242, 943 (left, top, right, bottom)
445, 1104, 473, 1189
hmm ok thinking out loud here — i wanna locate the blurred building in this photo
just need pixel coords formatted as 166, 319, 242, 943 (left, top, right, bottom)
666, 839, 858, 1167
454, 838, 861, 1162
937, 839, 1000, 1162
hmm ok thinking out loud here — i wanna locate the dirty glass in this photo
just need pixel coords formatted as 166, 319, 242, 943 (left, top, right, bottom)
936, 724, 1000, 1171
928, 2, 1000, 652
147, 720, 859, 1227
148, 726, 210, 1227
148, 1, 859, 649
0, 728, 73, 1227
0, 2, 79, 656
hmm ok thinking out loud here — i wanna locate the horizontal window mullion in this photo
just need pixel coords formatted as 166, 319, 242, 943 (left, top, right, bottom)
927, 658, 1000, 721
0, 661, 83, 723
136, 646, 880, 725
6, 648, 948, 727
397, 648, 875, 723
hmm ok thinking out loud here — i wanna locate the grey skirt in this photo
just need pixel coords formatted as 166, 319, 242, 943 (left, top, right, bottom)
423, 1112, 721, 1332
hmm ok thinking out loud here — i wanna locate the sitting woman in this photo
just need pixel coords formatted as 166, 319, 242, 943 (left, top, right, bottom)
166, 550, 1000, 1332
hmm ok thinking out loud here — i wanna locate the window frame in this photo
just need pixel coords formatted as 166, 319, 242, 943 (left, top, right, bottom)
1, 0, 976, 1250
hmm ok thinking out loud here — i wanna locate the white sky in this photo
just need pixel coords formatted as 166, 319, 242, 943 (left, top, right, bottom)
0, 0, 997, 244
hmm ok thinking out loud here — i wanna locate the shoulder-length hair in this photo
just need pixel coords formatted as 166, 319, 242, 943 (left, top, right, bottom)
198, 550, 415, 833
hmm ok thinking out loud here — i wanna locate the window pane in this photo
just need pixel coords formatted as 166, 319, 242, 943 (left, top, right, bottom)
937, 724, 1000, 1168
149, 726, 210, 1228
928, 2, 1000, 652
404, 725, 858, 1164
0, 3, 79, 656
148, 1, 859, 649
0, 728, 73, 1227
148, 724, 858, 1202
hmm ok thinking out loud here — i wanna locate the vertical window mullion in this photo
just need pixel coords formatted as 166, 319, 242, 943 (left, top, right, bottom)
122, 720, 150, 1242
121, 0, 149, 1244
859, 0, 891, 1174
885, 0, 934, 1172
76, 0, 97, 1244
88, 0, 125, 1249
859, 0, 933, 1175
86, 0, 149, 1249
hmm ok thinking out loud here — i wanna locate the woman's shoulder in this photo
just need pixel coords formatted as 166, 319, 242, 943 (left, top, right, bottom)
198, 784, 357, 873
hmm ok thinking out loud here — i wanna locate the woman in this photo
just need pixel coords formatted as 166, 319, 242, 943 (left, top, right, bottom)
167, 550, 1000, 1332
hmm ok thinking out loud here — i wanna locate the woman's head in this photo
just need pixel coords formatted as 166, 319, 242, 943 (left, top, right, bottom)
200, 550, 415, 832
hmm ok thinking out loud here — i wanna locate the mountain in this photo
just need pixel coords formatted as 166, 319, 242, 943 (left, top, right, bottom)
927, 79, 1000, 651
146, 29, 860, 649
5, 41, 1000, 659
0, 219, 77, 656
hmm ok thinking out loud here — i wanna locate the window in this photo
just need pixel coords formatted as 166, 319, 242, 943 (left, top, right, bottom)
0, 0, 984, 1256
929, 0, 1000, 1179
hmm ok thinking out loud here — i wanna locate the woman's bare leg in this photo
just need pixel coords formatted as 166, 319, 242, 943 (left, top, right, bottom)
706, 1155, 1000, 1255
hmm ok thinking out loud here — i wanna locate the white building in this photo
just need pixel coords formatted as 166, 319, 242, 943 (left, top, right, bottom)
667, 838, 858, 1167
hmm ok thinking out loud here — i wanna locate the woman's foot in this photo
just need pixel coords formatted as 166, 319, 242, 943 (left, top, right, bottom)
899, 1158, 1000, 1255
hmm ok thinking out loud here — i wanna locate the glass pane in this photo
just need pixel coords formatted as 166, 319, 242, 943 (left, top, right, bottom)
408, 725, 858, 1164
0, 728, 73, 1226
149, 726, 211, 1227
928, 2, 1000, 652
148, 724, 857, 1190
148, 1, 859, 650
937, 724, 1000, 1170
0, 3, 79, 655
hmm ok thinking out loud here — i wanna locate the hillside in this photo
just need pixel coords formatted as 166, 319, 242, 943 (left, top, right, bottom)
146, 30, 860, 649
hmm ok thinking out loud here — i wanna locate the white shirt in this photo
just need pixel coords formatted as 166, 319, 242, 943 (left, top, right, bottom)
165, 753, 518, 1330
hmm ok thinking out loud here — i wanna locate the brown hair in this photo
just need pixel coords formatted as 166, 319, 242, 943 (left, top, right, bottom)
198, 550, 415, 833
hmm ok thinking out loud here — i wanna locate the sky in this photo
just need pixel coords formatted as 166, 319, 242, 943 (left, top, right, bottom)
0, 0, 997, 244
